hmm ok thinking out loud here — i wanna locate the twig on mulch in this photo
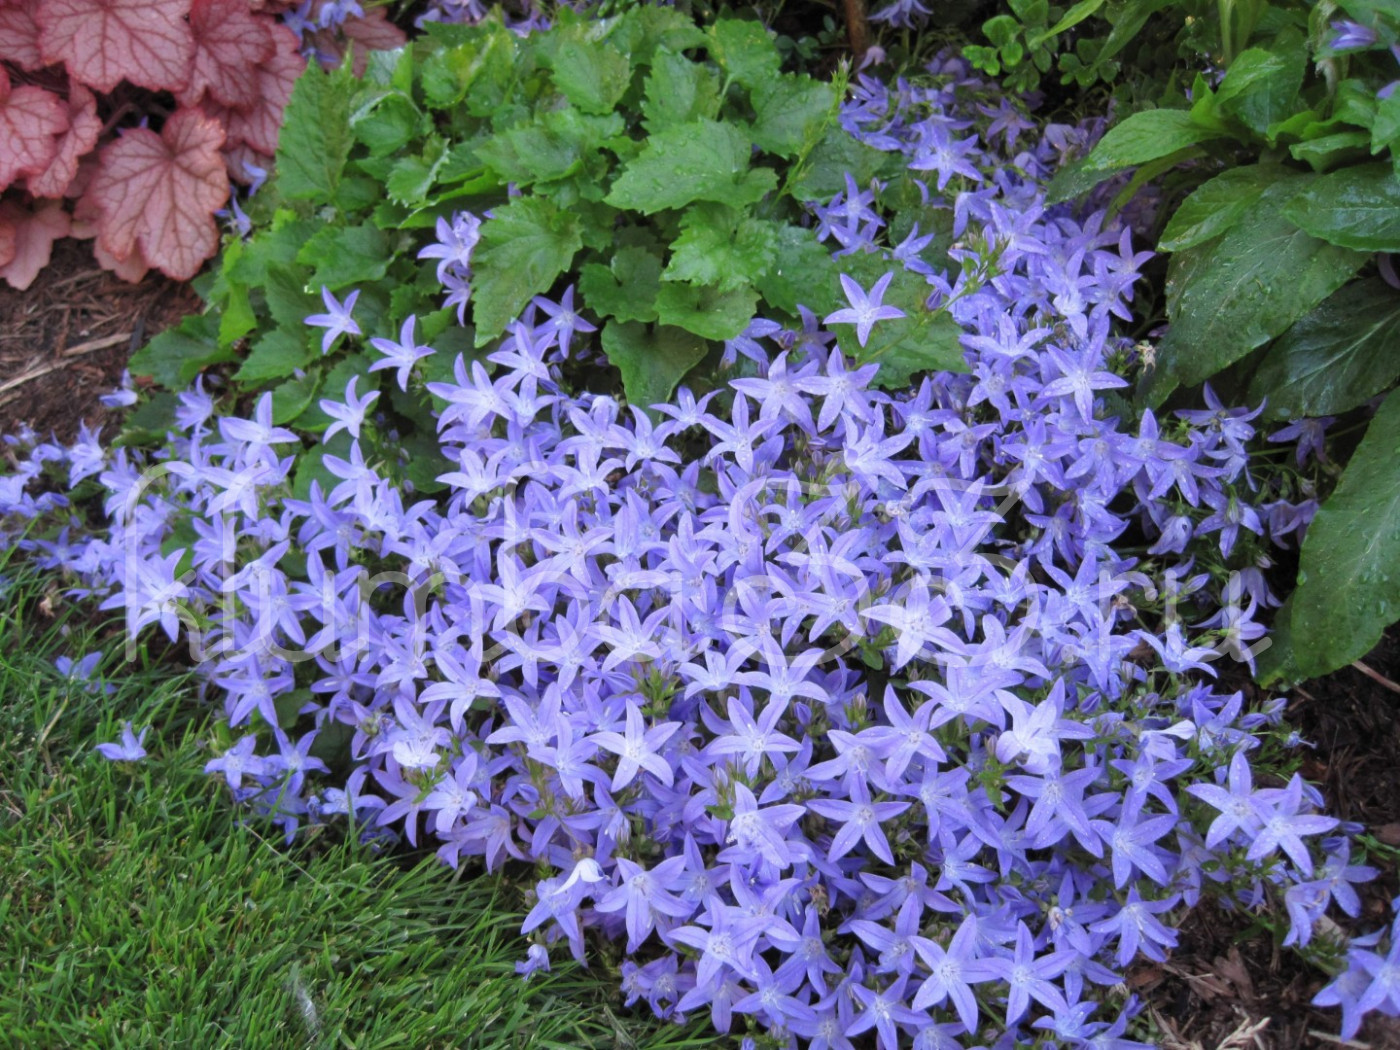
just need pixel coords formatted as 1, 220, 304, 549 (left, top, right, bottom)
0, 331, 133, 404
1352, 660, 1400, 696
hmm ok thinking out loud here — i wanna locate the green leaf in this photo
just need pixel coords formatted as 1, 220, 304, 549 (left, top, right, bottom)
655, 282, 757, 341
600, 321, 708, 410
1215, 36, 1307, 137
663, 205, 777, 292
275, 62, 353, 204
749, 75, 836, 158
295, 224, 392, 291
419, 21, 517, 110
848, 310, 968, 389
1079, 108, 1227, 174
271, 372, 320, 426
579, 246, 663, 323
1158, 164, 1280, 251
350, 92, 422, 158
640, 48, 721, 134
386, 137, 451, 206
605, 120, 775, 214
1372, 92, 1400, 155
706, 18, 781, 91
1282, 162, 1400, 251
263, 263, 319, 331
478, 109, 623, 186
127, 315, 233, 389
235, 329, 313, 384
1248, 278, 1400, 418
1253, 593, 1304, 688
789, 127, 902, 202
1292, 389, 1400, 677
1147, 178, 1368, 404
472, 196, 583, 343
1289, 131, 1372, 170
754, 223, 840, 317
1027, 0, 1104, 45
548, 30, 633, 115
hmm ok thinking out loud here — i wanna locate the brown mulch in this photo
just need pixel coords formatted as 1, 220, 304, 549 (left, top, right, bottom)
0, 239, 200, 445
1135, 628, 1400, 1050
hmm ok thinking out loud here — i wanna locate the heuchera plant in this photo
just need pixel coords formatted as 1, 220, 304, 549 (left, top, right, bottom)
5, 51, 1396, 1049
0, 0, 403, 287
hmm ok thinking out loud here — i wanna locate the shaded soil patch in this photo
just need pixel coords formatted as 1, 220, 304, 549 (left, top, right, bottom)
0, 240, 199, 445
1137, 628, 1400, 1050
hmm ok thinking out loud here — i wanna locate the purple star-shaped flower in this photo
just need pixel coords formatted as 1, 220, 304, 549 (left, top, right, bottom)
823, 272, 906, 347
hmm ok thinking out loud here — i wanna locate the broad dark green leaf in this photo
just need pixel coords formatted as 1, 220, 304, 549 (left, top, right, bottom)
848, 311, 968, 389
655, 282, 757, 341
295, 225, 392, 290
1248, 278, 1400, 418
749, 75, 836, 159
386, 137, 450, 205
271, 372, 320, 426
275, 62, 353, 204
1215, 36, 1307, 137
1158, 164, 1280, 252
579, 246, 663, 323
472, 197, 583, 343
605, 120, 775, 214
1283, 162, 1400, 251
600, 321, 708, 410
789, 127, 902, 202
754, 223, 840, 317
1373, 92, 1400, 155
477, 109, 623, 186
1147, 178, 1368, 404
1292, 390, 1400, 676
1078, 108, 1226, 173
419, 22, 517, 111
350, 92, 422, 158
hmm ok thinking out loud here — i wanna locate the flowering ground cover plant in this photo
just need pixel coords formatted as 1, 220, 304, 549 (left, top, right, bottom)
0, 0, 402, 288
6, 40, 1400, 1050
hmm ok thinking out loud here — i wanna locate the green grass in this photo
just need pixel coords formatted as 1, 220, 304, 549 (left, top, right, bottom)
0, 568, 713, 1049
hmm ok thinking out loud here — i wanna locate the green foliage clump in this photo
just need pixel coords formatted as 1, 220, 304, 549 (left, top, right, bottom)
1045, 0, 1400, 682
129, 8, 902, 454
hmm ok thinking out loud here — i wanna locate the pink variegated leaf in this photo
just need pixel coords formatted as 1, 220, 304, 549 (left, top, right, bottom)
201, 23, 302, 157
87, 107, 229, 280
93, 234, 149, 281
27, 82, 101, 198
0, 69, 68, 191
37, 0, 194, 93
178, 0, 275, 109
0, 0, 44, 70
0, 200, 72, 289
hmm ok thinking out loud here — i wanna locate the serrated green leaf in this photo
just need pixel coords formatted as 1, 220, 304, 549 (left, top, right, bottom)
600, 320, 708, 410
1282, 162, 1400, 251
478, 109, 623, 187
1079, 108, 1226, 174
605, 119, 775, 214
1215, 36, 1307, 137
655, 282, 757, 341
264, 264, 319, 331
1158, 164, 1281, 251
549, 31, 633, 115
611, 4, 708, 62
749, 75, 836, 158
295, 225, 392, 291
275, 62, 353, 204
235, 329, 313, 383
1292, 389, 1400, 676
271, 372, 320, 426
641, 48, 721, 133
420, 21, 517, 110
226, 216, 316, 287
472, 196, 583, 343
663, 205, 777, 292
846, 309, 969, 388
706, 18, 781, 90
350, 92, 422, 157
1147, 177, 1368, 404
1248, 278, 1400, 418
386, 137, 451, 205
579, 246, 662, 323
128, 315, 233, 389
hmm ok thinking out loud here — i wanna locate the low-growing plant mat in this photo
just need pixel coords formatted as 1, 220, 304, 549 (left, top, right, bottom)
0, 238, 198, 444
1127, 628, 1400, 1050
0, 572, 711, 1050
